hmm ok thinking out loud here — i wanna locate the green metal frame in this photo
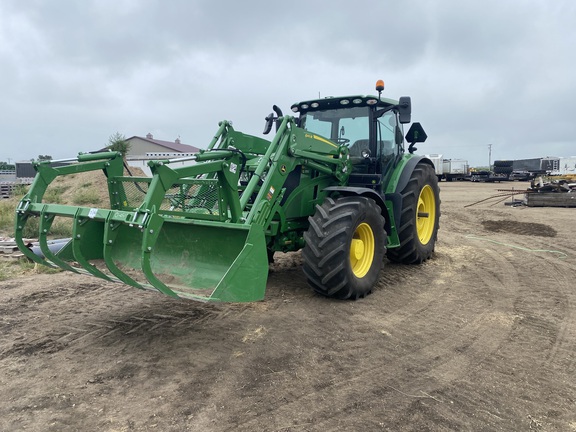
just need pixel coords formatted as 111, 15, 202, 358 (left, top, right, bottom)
15, 118, 352, 302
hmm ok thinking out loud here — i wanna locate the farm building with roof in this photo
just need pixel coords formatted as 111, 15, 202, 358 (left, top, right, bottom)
125, 133, 200, 157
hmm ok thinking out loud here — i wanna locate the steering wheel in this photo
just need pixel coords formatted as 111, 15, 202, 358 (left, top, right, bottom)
336, 138, 350, 145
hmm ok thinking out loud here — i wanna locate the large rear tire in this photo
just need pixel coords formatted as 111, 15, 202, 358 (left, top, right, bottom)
387, 163, 440, 264
302, 196, 386, 300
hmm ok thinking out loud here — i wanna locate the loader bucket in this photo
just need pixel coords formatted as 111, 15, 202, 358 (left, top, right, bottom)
105, 220, 269, 302
14, 147, 273, 302
17, 208, 269, 302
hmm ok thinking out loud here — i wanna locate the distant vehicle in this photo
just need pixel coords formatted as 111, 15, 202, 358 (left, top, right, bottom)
442, 159, 469, 181
425, 154, 469, 181
470, 170, 491, 182
508, 171, 532, 181
513, 157, 560, 175
425, 154, 444, 181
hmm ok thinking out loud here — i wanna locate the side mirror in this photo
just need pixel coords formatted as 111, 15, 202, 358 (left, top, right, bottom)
397, 96, 411, 124
405, 122, 427, 154
405, 122, 427, 143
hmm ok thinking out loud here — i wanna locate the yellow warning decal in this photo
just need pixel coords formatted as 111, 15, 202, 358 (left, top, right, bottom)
305, 133, 338, 148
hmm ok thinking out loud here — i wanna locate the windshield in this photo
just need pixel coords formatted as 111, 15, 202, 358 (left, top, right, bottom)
300, 106, 370, 146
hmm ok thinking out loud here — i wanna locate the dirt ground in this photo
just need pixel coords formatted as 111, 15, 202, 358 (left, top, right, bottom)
1, 181, 575, 431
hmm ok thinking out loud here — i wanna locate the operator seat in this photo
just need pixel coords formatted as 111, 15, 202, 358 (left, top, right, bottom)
349, 139, 370, 157
349, 139, 394, 157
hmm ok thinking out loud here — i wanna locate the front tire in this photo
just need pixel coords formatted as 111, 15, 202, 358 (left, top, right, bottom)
302, 196, 386, 300
387, 163, 440, 264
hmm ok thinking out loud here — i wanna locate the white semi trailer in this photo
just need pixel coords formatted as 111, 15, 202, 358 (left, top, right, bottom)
425, 155, 469, 181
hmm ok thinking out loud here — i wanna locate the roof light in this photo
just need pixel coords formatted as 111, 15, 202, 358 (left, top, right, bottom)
291, 106, 299, 112
311, 102, 319, 108
340, 99, 350, 105
301, 103, 309, 109
375, 80, 385, 92
352, 98, 363, 104
366, 99, 378, 105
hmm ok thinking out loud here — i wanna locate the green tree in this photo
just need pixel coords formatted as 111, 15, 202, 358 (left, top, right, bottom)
37, 155, 52, 162
107, 132, 130, 158
0, 161, 15, 170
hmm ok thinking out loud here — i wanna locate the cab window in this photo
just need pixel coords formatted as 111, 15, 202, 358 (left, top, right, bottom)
301, 106, 370, 147
377, 111, 399, 158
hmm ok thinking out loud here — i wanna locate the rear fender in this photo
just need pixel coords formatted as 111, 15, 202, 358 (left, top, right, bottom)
323, 186, 385, 211
323, 186, 393, 234
386, 155, 434, 195
384, 155, 435, 247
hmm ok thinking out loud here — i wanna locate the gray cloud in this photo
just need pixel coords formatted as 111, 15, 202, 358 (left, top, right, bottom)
1, 0, 575, 166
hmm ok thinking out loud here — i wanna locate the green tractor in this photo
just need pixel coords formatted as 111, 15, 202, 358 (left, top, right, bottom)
15, 81, 439, 302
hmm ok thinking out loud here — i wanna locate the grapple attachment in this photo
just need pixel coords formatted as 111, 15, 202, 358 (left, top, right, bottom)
15, 118, 351, 302
14, 135, 270, 302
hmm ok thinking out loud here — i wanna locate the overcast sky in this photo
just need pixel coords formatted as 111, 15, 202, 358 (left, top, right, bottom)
1, 0, 575, 167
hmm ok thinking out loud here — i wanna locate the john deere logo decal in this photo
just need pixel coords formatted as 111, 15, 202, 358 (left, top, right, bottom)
280, 165, 287, 174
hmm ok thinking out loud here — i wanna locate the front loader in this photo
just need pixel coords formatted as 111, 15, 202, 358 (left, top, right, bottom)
15, 81, 439, 302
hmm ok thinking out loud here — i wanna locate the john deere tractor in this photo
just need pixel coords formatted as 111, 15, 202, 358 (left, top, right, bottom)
15, 81, 439, 302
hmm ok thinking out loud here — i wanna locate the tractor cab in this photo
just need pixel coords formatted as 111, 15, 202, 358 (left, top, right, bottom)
291, 82, 422, 189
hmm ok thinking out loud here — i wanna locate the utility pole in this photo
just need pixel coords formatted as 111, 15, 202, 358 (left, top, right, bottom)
488, 144, 492, 170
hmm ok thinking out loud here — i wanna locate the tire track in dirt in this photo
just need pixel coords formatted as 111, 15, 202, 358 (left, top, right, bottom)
215, 184, 576, 431
454, 220, 576, 430
198, 242, 522, 431
0, 274, 257, 366
518, 253, 576, 374
417, 247, 518, 383
372, 239, 516, 374
56, 302, 254, 349
222, 207, 575, 430
464, 225, 576, 374
546, 264, 576, 374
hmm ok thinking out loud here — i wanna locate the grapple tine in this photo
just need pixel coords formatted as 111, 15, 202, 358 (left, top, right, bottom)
102, 217, 147, 290
141, 253, 180, 298
38, 206, 80, 273
14, 210, 54, 267
140, 214, 179, 298
70, 208, 112, 281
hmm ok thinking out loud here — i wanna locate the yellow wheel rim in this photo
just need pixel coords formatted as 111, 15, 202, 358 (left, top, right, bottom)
416, 184, 436, 245
350, 223, 375, 278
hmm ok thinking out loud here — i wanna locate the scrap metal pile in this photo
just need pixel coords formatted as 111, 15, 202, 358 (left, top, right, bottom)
529, 178, 576, 193
466, 177, 576, 208
525, 178, 576, 207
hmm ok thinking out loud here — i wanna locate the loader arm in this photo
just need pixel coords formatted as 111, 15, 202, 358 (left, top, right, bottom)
15, 117, 351, 303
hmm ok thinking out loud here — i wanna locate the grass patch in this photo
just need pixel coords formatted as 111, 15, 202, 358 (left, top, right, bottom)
12, 184, 29, 196
0, 257, 62, 281
2, 201, 73, 239
72, 188, 101, 206
17, 215, 73, 239
0, 199, 17, 236
2, 168, 122, 239
0, 170, 113, 280
44, 185, 71, 204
